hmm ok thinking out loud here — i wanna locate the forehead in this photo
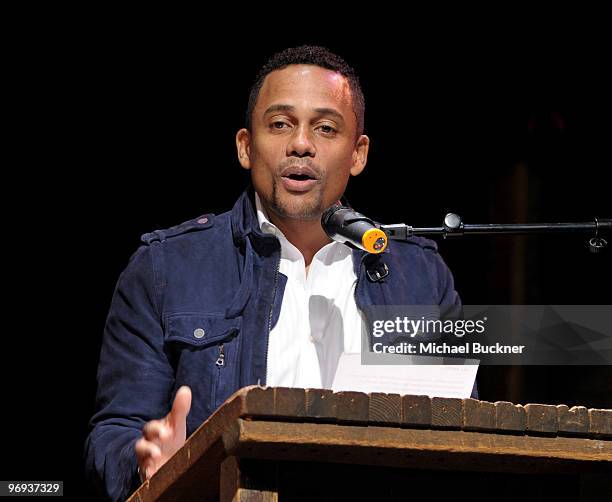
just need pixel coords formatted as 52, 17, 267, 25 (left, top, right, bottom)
256, 64, 353, 114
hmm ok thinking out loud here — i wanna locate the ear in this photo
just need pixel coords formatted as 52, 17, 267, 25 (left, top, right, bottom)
350, 134, 370, 176
236, 128, 252, 170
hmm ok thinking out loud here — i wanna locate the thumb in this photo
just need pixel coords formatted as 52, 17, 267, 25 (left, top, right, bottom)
168, 385, 192, 427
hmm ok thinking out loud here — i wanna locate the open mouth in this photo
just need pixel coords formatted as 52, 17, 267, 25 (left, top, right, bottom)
280, 171, 319, 192
284, 173, 315, 181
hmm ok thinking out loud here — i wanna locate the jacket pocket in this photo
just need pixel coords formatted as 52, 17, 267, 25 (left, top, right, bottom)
164, 312, 241, 348
163, 313, 242, 416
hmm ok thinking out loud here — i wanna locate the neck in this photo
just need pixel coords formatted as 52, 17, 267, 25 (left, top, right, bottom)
268, 212, 332, 267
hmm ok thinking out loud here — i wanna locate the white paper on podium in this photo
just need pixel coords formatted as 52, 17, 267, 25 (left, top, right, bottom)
331, 353, 479, 398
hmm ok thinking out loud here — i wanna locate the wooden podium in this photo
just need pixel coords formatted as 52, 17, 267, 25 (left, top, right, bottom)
127, 386, 611, 501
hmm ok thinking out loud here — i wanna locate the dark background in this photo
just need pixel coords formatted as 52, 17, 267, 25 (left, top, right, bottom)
4, 24, 611, 500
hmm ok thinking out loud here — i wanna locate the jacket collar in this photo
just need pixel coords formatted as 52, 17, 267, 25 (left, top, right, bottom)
230, 185, 259, 246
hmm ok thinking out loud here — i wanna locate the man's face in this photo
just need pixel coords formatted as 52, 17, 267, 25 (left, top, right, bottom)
236, 64, 369, 221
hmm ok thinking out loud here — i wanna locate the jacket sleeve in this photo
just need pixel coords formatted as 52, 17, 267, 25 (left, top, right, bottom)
84, 244, 175, 502
428, 248, 461, 307
427, 248, 479, 399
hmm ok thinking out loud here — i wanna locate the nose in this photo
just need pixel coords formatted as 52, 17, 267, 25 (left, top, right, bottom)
286, 124, 316, 158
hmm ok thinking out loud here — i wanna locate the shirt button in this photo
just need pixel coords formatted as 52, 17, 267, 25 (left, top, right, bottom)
309, 335, 315, 343
194, 328, 206, 339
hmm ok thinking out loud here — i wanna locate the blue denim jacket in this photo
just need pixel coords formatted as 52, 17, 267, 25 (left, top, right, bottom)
84, 186, 476, 501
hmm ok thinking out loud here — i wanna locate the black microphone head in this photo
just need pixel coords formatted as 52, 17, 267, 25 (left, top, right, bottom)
321, 201, 344, 228
321, 203, 388, 253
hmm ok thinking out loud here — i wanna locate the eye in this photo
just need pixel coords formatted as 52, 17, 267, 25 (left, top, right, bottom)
271, 121, 289, 130
318, 124, 336, 134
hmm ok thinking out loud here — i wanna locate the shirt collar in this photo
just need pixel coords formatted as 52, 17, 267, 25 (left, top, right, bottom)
254, 192, 352, 262
255, 191, 283, 238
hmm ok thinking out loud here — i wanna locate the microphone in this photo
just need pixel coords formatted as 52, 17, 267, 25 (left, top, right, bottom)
321, 202, 388, 254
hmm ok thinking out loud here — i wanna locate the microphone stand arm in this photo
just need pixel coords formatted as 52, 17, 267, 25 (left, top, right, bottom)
379, 214, 611, 253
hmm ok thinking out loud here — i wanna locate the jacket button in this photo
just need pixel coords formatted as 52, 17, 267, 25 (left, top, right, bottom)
194, 328, 206, 339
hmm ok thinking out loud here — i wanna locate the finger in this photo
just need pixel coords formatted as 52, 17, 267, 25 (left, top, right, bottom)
140, 459, 156, 481
168, 386, 192, 427
134, 437, 162, 464
142, 420, 170, 443
141, 455, 160, 480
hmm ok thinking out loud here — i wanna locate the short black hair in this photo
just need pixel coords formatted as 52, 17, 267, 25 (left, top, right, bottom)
246, 45, 365, 137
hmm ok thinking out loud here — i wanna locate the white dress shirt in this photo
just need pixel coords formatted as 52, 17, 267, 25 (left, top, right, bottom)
256, 193, 366, 389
